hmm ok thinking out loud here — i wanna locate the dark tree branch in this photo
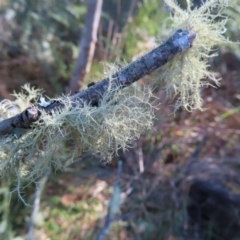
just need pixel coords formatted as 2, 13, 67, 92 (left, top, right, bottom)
0, 29, 196, 137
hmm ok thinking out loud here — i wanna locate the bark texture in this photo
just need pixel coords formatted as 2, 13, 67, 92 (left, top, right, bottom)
0, 29, 196, 137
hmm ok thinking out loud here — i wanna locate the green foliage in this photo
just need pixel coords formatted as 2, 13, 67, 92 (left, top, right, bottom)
224, 0, 240, 54
119, 0, 169, 61
0, 0, 86, 93
125, 0, 165, 42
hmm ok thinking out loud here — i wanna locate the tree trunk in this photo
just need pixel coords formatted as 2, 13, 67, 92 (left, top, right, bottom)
69, 0, 103, 93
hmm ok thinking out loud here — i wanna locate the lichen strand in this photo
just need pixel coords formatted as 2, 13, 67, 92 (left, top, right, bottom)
159, 0, 232, 111
0, 84, 155, 190
0, 84, 41, 121
12, 84, 43, 110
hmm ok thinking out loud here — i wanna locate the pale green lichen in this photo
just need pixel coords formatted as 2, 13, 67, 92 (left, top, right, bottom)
158, 0, 232, 111
0, 84, 43, 122
0, 0, 234, 201
0, 83, 155, 199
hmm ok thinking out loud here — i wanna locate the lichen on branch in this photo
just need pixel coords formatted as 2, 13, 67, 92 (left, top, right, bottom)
0, 83, 155, 196
0, 0, 234, 200
158, 0, 232, 111
0, 28, 196, 196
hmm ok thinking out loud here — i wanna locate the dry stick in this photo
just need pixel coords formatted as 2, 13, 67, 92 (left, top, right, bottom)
170, 136, 209, 209
125, 147, 162, 198
0, 29, 196, 138
26, 174, 49, 240
70, 0, 103, 92
182, 135, 209, 175
97, 160, 131, 240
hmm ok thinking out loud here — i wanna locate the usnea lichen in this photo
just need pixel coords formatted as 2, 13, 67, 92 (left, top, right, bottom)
158, 0, 232, 111
0, 83, 155, 199
0, 84, 42, 121
0, 0, 234, 201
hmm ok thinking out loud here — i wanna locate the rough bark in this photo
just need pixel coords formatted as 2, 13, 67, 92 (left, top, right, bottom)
69, 0, 103, 93
0, 29, 196, 137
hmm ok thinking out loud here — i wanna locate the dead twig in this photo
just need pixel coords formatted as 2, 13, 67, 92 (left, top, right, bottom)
26, 173, 49, 240
125, 147, 162, 197
96, 160, 132, 240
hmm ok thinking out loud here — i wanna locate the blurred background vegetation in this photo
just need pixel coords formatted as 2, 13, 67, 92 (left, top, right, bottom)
0, 0, 240, 239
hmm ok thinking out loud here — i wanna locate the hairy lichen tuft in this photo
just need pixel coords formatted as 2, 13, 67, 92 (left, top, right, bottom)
0, 0, 234, 200
159, 0, 232, 111
0, 83, 155, 197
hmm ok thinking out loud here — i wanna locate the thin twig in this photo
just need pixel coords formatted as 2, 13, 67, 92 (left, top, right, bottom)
125, 147, 162, 196
26, 174, 49, 240
183, 135, 208, 174
96, 160, 131, 240
136, 141, 144, 173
